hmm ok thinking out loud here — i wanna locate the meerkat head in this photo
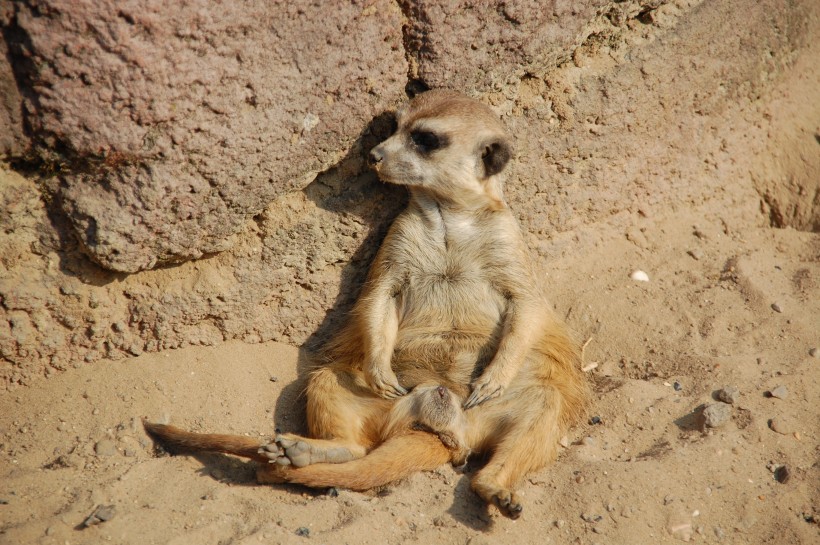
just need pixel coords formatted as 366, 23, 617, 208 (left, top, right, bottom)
368, 90, 513, 210
382, 382, 471, 466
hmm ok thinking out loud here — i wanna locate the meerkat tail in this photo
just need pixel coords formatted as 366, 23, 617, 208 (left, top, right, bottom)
263, 431, 451, 490
143, 421, 269, 462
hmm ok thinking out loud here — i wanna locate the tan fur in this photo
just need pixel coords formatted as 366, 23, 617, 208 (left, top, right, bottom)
144, 90, 589, 519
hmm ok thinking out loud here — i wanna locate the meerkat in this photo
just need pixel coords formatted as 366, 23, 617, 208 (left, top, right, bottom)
145, 90, 588, 518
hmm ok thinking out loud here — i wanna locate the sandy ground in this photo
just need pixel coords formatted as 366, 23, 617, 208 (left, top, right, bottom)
2, 14, 820, 545
1, 190, 818, 544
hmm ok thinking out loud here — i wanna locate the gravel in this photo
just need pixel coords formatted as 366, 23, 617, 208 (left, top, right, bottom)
769, 385, 788, 400
702, 403, 732, 428
716, 386, 740, 404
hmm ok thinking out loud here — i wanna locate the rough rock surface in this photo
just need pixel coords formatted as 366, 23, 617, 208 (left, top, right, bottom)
400, 0, 611, 93
0, 4, 28, 157
1, 0, 819, 389
3, 0, 406, 272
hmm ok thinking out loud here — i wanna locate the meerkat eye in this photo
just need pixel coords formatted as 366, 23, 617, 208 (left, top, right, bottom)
410, 130, 441, 153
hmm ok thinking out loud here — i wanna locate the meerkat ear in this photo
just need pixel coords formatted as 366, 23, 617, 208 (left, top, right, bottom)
480, 138, 512, 178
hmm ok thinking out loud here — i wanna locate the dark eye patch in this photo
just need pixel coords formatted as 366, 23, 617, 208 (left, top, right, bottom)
410, 130, 448, 153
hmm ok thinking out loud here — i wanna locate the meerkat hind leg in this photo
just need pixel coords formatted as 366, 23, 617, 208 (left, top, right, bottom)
471, 388, 562, 519
261, 365, 384, 468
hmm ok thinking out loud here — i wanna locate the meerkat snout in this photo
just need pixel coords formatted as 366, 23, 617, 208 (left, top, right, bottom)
368, 147, 383, 166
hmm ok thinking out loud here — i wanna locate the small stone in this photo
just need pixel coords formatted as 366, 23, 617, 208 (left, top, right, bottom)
581, 436, 597, 447
771, 303, 782, 313
269, 376, 279, 383
701, 403, 732, 429
325, 487, 339, 497
716, 386, 740, 404
673, 381, 682, 391
589, 416, 602, 425
295, 527, 310, 537
559, 436, 570, 448
769, 385, 788, 400
687, 249, 703, 260
82, 505, 116, 527
809, 348, 818, 358
92, 408, 100, 416
94, 439, 118, 457
774, 465, 791, 484
555, 519, 566, 528
714, 526, 725, 540
769, 418, 794, 435
630, 270, 650, 282
582, 513, 603, 523
575, 475, 585, 484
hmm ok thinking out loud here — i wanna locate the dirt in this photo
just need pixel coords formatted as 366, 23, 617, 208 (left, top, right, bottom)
1, 2, 819, 544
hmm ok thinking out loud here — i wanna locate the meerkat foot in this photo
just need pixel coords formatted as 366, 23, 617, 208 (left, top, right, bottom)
472, 477, 524, 519
259, 434, 356, 467
492, 489, 523, 519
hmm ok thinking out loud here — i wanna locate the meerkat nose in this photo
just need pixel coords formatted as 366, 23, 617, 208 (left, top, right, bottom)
437, 386, 447, 398
368, 147, 384, 166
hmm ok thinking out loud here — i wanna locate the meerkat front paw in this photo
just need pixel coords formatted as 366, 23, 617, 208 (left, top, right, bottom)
364, 366, 407, 399
464, 375, 505, 408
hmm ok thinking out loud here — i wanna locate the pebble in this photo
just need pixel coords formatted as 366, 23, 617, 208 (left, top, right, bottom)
589, 416, 602, 425
630, 270, 650, 282
673, 381, 682, 391
581, 513, 603, 523
295, 527, 310, 537
94, 439, 118, 457
702, 403, 732, 428
581, 436, 597, 447
771, 303, 782, 313
687, 249, 703, 260
716, 386, 740, 404
555, 519, 566, 529
774, 465, 791, 484
809, 347, 818, 358
769, 385, 788, 400
559, 436, 570, 448
768, 418, 794, 435
81, 505, 116, 527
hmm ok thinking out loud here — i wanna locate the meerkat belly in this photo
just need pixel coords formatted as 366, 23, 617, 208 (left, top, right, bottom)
392, 256, 506, 381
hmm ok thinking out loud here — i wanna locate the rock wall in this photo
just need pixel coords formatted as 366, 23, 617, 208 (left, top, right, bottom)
3, 0, 407, 272
1, 0, 818, 388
